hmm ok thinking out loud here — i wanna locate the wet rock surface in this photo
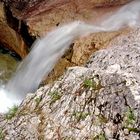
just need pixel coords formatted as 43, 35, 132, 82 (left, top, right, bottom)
1, 27, 140, 139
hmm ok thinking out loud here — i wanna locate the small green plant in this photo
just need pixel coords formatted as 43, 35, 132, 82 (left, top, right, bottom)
83, 78, 102, 90
98, 114, 108, 124
48, 91, 62, 104
0, 128, 4, 140
126, 127, 140, 133
72, 111, 90, 121
93, 133, 106, 140
84, 79, 94, 88
62, 137, 75, 140
5, 105, 18, 120
35, 97, 42, 105
124, 108, 136, 126
98, 134, 106, 140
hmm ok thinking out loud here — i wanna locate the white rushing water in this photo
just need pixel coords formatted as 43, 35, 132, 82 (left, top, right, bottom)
0, 0, 140, 113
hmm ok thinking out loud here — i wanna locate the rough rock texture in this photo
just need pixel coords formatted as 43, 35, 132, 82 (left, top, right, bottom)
1, 27, 140, 139
71, 30, 127, 65
0, 2, 28, 58
18, 1, 132, 36
45, 30, 125, 84
3, 0, 133, 45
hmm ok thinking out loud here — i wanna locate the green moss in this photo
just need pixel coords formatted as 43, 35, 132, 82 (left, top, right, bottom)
93, 133, 106, 140
35, 97, 42, 105
124, 108, 136, 126
98, 134, 106, 140
98, 114, 108, 124
0, 128, 4, 140
62, 137, 75, 140
48, 91, 62, 104
5, 105, 18, 120
72, 111, 90, 121
126, 127, 140, 133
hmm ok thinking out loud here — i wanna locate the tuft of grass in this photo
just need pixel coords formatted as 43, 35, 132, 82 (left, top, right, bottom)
98, 114, 108, 124
93, 133, 106, 140
62, 137, 75, 140
126, 127, 140, 133
0, 128, 4, 140
83, 79, 94, 88
124, 108, 136, 126
48, 91, 62, 104
72, 111, 90, 121
5, 105, 18, 120
98, 134, 106, 140
83, 78, 102, 90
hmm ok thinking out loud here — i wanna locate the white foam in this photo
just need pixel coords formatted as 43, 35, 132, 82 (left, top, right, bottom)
0, 88, 21, 113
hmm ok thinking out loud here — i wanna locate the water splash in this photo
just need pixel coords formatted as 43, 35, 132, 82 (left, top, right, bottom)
0, 0, 140, 113
0, 87, 20, 113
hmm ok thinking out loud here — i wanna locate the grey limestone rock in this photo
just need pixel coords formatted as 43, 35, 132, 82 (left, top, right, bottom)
1, 28, 140, 139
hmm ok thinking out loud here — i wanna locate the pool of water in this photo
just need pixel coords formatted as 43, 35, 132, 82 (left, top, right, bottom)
0, 53, 19, 86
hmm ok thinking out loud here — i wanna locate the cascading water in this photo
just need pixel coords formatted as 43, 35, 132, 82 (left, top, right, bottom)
0, 0, 140, 113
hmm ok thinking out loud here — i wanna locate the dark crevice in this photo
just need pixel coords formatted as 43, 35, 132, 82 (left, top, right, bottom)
4, 5, 19, 32
62, 43, 74, 60
113, 113, 122, 124
4, 5, 36, 48
0, 43, 21, 61
113, 133, 120, 140
20, 21, 36, 47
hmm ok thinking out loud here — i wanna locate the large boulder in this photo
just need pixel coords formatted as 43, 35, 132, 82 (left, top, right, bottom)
1, 27, 140, 139
6, 0, 132, 36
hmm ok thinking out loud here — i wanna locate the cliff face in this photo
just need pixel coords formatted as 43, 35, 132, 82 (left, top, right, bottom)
0, 0, 132, 58
5, 0, 132, 19
8, 0, 132, 36
0, 3, 28, 58
1, 27, 140, 139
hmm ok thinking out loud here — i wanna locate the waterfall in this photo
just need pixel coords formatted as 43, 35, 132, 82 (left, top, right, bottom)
0, 0, 140, 113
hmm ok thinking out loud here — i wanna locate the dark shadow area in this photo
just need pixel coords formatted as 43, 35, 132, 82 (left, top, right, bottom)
0, 43, 21, 61
20, 21, 36, 47
4, 5, 36, 48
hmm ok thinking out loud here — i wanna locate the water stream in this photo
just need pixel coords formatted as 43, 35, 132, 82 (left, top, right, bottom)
0, 0, 140, 113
